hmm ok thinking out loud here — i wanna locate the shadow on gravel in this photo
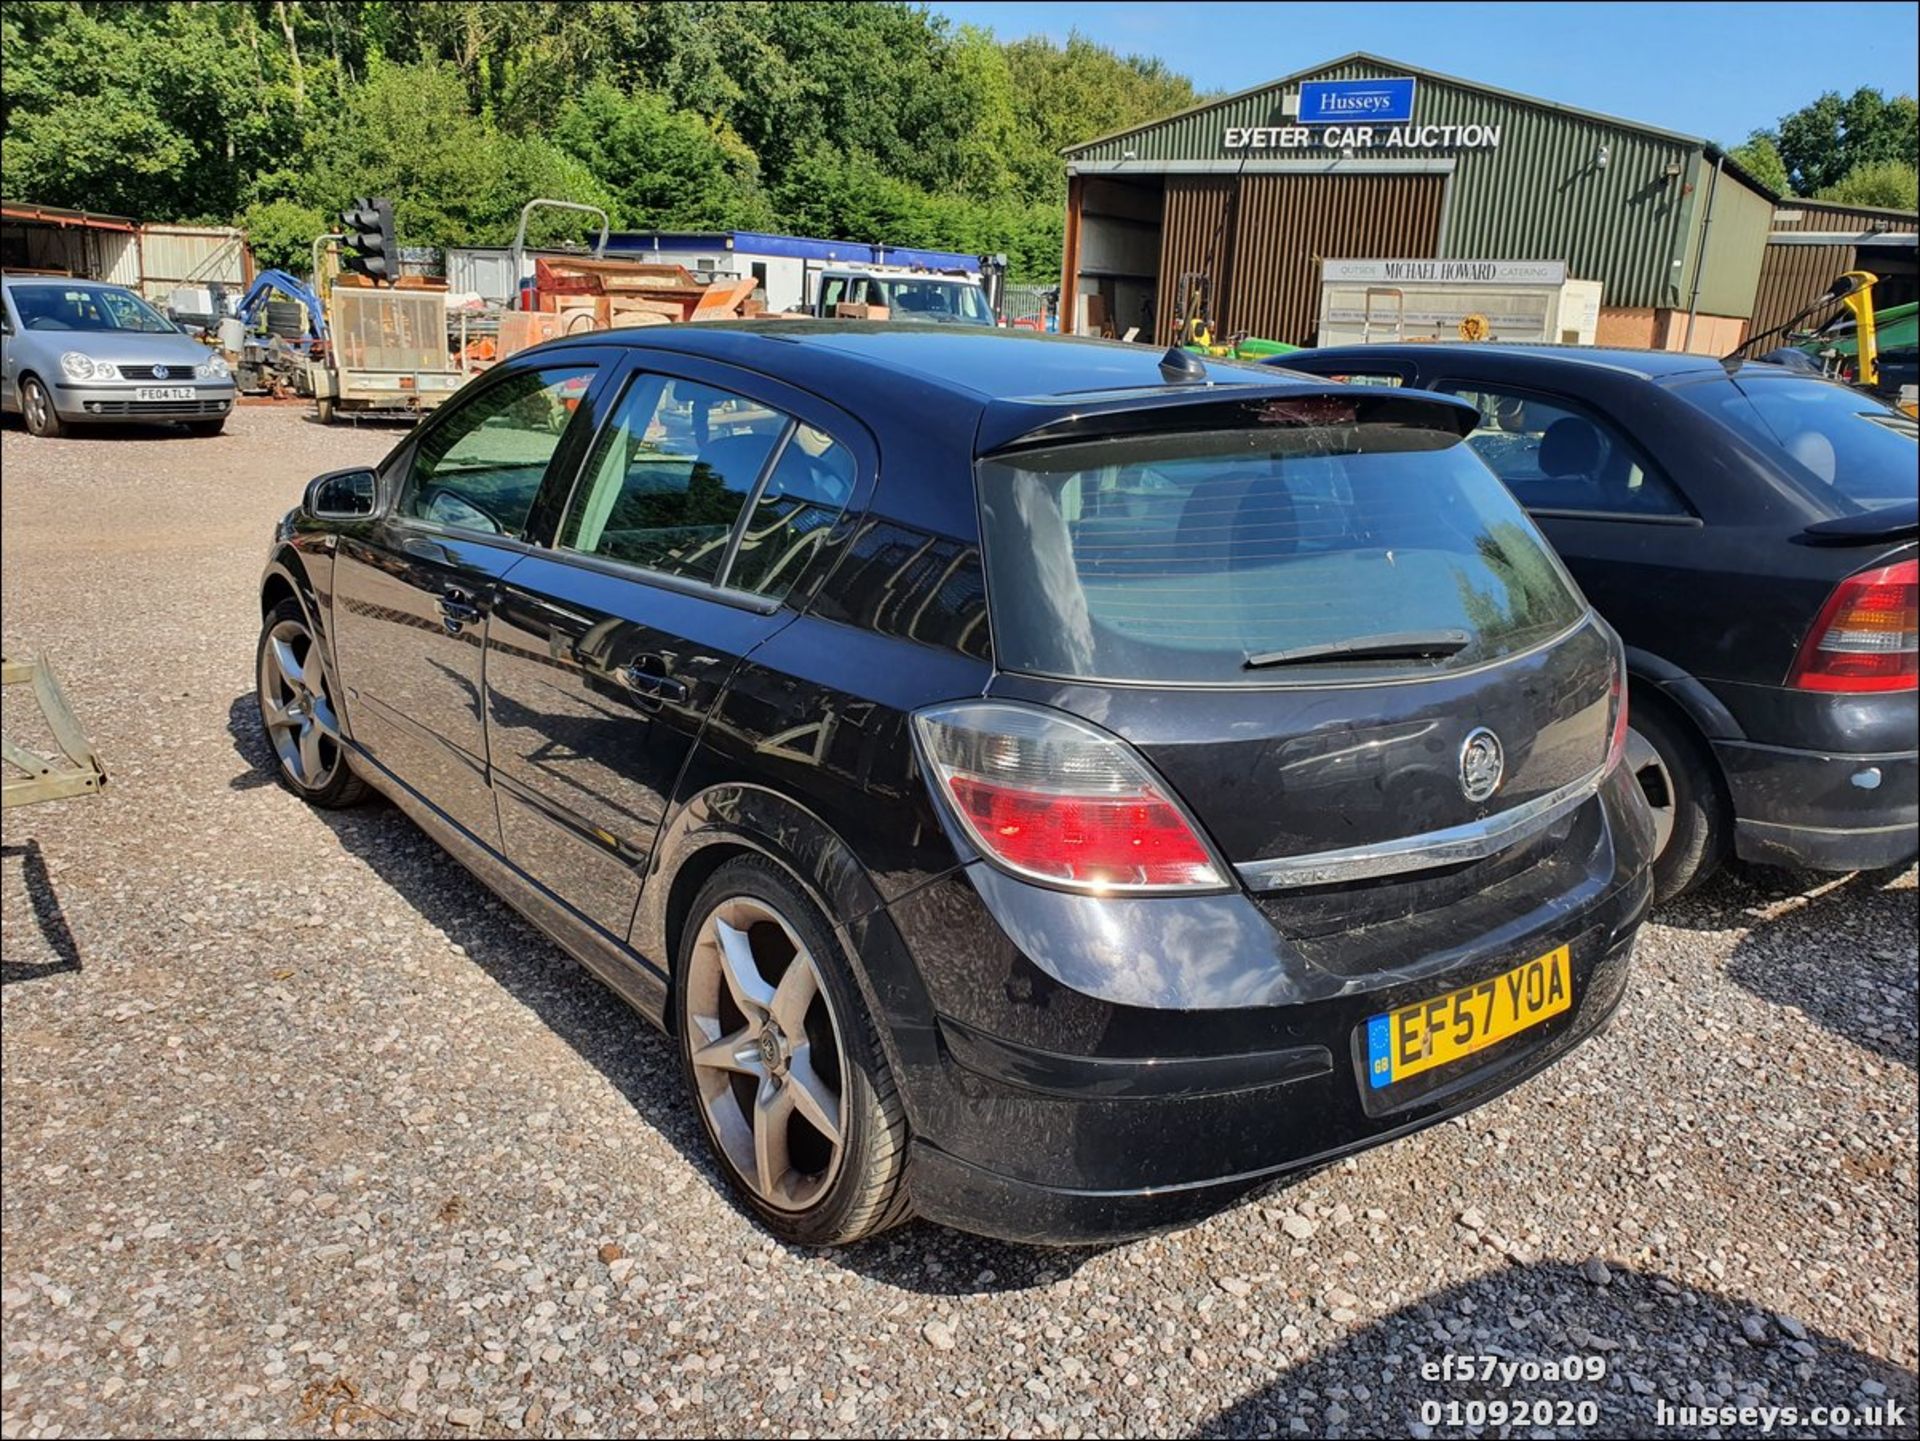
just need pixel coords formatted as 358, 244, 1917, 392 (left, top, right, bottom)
225, 688, 1103, 1294
1650, 858, 1917, 1068
1, 838, 83, 985
1722, 872, 1917, 1070
1194, 1260, 1918, 1440
226, 694, 280, 789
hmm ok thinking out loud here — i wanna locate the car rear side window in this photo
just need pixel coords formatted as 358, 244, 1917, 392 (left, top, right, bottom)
399, 364, 595, 537
1683, 372, 1918, 510
1441, 384, 1689, 518
976, 422, 1586, 684
559, 375, 855, 598
726, 424, 858, 600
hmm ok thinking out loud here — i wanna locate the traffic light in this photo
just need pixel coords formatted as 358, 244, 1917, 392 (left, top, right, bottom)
339, 196, 397, 283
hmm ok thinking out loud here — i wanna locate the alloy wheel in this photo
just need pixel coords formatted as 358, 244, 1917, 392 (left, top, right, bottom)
1625, 726, 1677, 858
24, 382, 51, 433
258, 616, 343, 790
684, 895, 848, 1212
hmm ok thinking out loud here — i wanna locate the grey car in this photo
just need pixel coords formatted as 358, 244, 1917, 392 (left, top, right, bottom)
1, 275, 237, 437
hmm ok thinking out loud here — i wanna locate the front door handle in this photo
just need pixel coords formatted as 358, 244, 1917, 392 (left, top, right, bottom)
617, 661, 689, 704
437, 589, 484, 633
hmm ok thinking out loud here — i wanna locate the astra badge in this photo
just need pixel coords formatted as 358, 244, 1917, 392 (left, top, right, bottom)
1459, 727, 1504, 803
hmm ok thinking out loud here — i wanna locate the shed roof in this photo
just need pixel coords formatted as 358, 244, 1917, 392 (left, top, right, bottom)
1062, 51, 1777, 201
0, 200, 139, 232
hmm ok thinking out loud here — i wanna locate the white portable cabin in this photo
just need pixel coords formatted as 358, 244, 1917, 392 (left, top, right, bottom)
1316, 259, 1604, 347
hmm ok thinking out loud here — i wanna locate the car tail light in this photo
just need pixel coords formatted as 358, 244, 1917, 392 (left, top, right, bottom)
912, 702, 1227, 894
1787, 559, 1919, 693
1604, 650, 1631, 775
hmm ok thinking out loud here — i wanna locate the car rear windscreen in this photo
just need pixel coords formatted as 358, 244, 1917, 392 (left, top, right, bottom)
1689, 373, 1918, 511
976, 422, 1586, 684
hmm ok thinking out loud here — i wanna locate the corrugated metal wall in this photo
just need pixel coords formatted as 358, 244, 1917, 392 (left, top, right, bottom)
1769, 200, 1917, 234
1155, 178, 1237, 343
1071, 57, 1727, 309
1750, 201, 1917, 338
1227, 172, 1445, 344
1688, 159, 1776, 317
139, 227, 248, 289
1750, 243, 1858, 338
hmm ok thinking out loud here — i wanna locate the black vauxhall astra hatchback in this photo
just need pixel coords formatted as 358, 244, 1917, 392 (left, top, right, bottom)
257, 324, 1655, 1245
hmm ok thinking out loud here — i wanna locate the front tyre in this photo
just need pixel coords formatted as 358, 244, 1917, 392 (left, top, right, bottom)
675, 856, 912, 1246
256, 598, 367, 807
186, 417, 226, 437
21, 377, 65, 438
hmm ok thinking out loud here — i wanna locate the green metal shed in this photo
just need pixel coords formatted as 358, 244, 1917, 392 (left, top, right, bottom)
1060, 52, 1778, 349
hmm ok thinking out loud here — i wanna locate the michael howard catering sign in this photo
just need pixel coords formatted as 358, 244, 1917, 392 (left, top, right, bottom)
1298, 77, 1417, 124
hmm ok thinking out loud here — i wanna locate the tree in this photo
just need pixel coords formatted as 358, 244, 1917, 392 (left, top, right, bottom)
1729, 134, 1791, 196
1817, 159, 1920, 211
1769, 87, 1918, 195
551, 82, 772, 231
0, 2, 1196, 283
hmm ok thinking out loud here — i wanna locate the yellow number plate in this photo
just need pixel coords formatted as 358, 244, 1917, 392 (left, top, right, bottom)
1365, 945, 1572, 1089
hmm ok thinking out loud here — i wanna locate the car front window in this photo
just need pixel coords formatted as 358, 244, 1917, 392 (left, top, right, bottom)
10, 285, 177, 334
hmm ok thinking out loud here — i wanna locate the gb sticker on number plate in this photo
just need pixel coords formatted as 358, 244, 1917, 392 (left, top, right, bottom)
1365, 944, 1572, 1089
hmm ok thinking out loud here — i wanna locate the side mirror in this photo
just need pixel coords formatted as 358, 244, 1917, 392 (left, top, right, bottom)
304, 467, 378, 519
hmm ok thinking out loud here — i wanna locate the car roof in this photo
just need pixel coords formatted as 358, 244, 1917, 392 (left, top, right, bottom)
1293, 341, 1731, 382
1, 273, 128, 287
548, 321, 1289, 402
531, 321, 1476, 452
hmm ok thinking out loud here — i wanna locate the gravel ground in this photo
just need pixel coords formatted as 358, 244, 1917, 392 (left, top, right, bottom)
2, 407, 1916, 1440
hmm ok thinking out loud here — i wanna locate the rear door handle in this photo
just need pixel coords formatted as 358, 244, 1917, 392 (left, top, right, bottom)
617, 661, 689, 704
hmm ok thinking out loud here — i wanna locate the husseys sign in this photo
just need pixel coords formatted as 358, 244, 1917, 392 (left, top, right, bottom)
1224, 76, 1503, 152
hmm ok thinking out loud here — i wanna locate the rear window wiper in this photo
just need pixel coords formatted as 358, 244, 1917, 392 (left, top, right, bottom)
1244, 629, 1471, 669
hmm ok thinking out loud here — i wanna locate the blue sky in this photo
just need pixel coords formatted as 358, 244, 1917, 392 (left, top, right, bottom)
930, 1, 1920, 145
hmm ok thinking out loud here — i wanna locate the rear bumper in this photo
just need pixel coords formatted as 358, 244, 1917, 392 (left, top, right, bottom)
878, 767, 1654, 1244
909, 926, 1637, 1244
1715, 738, 1918, 872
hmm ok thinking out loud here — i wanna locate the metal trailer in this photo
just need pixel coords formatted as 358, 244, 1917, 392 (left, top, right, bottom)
305, 232, 467, 423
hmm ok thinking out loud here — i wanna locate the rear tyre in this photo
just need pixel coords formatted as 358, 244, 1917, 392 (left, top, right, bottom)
255, 598, 368, 808
314, 398, 336, 424
1626, 697, 1728, 903
675, 856, 912, 1246
21, 377, 65, 438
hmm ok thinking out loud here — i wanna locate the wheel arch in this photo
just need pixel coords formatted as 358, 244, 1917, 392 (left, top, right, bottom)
640, 783, 942, 1127
1624, 646, 1744, 744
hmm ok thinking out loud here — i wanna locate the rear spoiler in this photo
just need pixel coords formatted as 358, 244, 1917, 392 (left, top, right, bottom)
1797, 498, 1919, 546
977, 384, 1478, 455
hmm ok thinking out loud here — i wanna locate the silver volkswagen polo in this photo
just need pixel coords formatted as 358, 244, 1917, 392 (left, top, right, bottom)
0, 275, 236, 437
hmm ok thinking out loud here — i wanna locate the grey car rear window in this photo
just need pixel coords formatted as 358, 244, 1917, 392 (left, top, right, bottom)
976, 422, 1586, 685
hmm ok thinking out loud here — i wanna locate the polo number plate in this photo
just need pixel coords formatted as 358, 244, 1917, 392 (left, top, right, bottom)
1365, 945, 1571, 1089
135, 387, 196, 402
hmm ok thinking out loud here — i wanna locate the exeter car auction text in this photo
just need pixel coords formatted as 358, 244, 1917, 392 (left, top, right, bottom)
1223, 124, 1503, 150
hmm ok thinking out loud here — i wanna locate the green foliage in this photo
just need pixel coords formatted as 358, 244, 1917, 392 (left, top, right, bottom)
1815, 159, 1920, 211
1729, 134, 1790, 196
240, 198, 330, 272
1773, 88, 1918, 194
1745, 87, 1919, 204
551, 82, 771, 231
0, 2, 1205, 281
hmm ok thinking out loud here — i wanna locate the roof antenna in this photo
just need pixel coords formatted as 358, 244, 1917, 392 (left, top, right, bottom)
1160, 345, 1208, 384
